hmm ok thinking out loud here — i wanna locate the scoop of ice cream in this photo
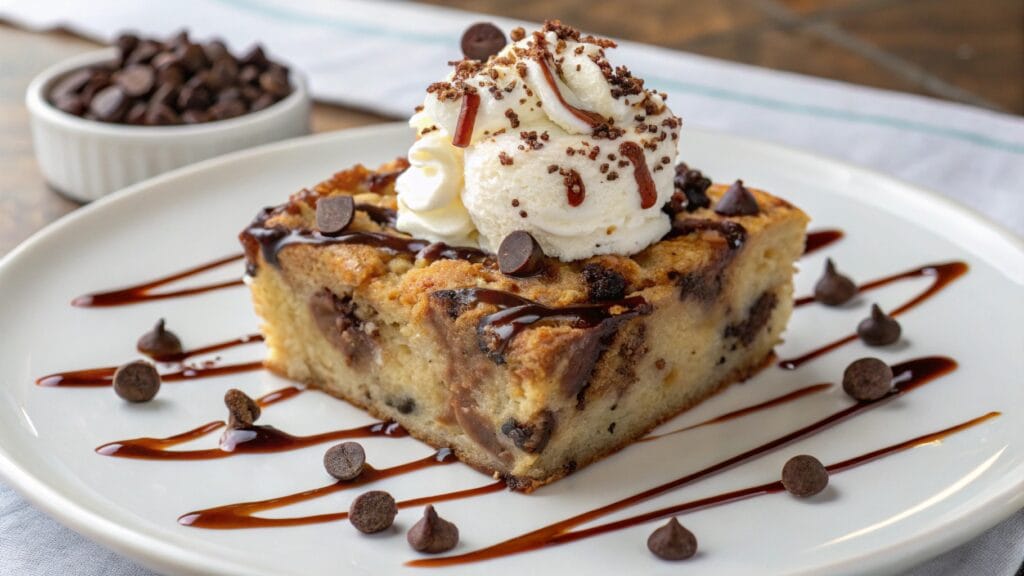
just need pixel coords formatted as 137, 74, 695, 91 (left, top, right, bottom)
395, 21, 681, 261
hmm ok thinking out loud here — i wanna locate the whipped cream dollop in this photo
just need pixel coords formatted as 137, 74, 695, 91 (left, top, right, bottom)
395, 21, 682, 261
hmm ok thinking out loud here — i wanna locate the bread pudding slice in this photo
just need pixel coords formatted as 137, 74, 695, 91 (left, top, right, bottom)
240, 160, 808, 491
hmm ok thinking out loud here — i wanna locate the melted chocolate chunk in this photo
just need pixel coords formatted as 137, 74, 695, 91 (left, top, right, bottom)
500, 411, 555, 454
323, 441, 366, 481
136, 318, 183, 360
461, 22, 507, 61
843, 357, 893, 401
666, 163, 711, 214
112, 360, 161, 402
665, 218, 746, 249
349, 490, 397, 534
498, 231, 544, 277
814, 259, 858, 306
223, 388, 261, 428
647, 517, 698, 560
407, 506, 460, 554
581, 264, 627, 302
714, 180, 759, 216
724, 292, 777, 346
316, 195, 355, 237
308, 289, 377, 365
857, 304, 901, 346
781, 454, 829, 497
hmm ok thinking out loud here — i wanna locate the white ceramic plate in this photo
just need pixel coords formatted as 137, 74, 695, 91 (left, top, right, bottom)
0, 124, 1021, 576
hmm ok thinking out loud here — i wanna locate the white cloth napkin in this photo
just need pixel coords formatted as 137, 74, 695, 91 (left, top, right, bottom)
1, 1, 1021, 575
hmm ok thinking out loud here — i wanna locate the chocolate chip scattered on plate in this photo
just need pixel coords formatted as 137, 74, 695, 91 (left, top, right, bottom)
349, 490, 398, 534
843, 357, 894, 401
647, 517, 698, 560
323, 441, 366, 481
112, 359, 161, 402
781, 454, 829, 497
316, 195, 355, 237
407, 505, 460, 553
857, 304, 902, 346
136, 318, 183, 360
498, 230, 544, 277
814, 258, 858, 306
223, 388, 261, 428
461, 22, 507, 61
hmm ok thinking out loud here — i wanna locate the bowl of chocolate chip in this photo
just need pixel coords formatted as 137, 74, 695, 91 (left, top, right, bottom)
26, 31, 310, 202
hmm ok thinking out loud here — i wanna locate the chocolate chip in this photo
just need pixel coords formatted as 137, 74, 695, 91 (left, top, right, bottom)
250, 93, 276, 112
114, 64, 155, 97
88, 86, 129, 121
258, 69, 290, 98
647, 517, 697, 560
581, 264, 627, 302
323, 442, 366, 481
814, 258, 858, 306
210, 98, 247, 120
176, 43, 208, 73
857, 304, 901, 346
240, 45, 269, 69
50, 69, 93, 100
207, 57, 239, 91
781, 454, 829, 497
149, 83, 178, 107
177, 82, 212, 111
349, 490, 397, 534
316, 196, 355, 236
498, 230, 544, 277
714, 180, 759, 216
224, 388, 261, 428
52, 93, 85, 116
136, 318, 183, 360
115, 33, 140, 64
842, 357, 893, 401
461, 22, 507, 61
125, 40, 160, 65
145, 103, 180, 126
203, 40, 230, 63
181, 109, 211, 124
112, 360, 161, 402
407, 505, 459, 553
665, 163, 711, 215
501, 411, 555, 454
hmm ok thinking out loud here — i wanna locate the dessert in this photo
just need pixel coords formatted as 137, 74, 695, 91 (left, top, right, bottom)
240, 21, 808, 490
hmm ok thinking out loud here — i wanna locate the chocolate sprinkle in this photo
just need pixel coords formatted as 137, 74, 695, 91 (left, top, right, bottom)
781, 454, 829, 497
136, 318, 184, 360
407, 505, 460, 553
857, 304, 902, 346
843, 357, 894, 401
323, 441, 366, 481
112, 360, 161, 403
647, 517, 697, 560
498, 230, 544, 277
814, 258, 858, 306
316, 195, 355, 237
223, 388, 261, 428
460, 22, 507, 61
349, 490, 398, 534
714, 180, 759, 216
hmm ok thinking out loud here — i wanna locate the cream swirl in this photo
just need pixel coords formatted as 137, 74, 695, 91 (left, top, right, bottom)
395, 21, 682, 261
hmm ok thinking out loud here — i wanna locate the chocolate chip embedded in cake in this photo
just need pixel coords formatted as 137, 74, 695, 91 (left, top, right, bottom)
238, 159, 807, 490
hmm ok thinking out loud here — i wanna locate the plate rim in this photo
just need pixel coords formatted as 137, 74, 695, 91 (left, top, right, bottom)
0, 122, 1021, 576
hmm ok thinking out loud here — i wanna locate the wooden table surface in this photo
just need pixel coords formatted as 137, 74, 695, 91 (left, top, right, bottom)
2, 0, 1021, 256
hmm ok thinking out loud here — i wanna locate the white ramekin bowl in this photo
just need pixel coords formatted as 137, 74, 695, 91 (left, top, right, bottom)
26, 48, 311, 202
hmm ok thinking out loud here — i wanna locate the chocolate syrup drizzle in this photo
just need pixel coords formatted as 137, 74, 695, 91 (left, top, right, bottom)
36, 333, 265, 387
803, 229, 844, 256
780, 261, 968, 369
639, 383, 832, 442
665, 217, 747, 249
72, 253, 245, 307
452, 92, 481, 148
409, 356, 958, 566
178, 448, 505, 529
536, 57, 606, 128
618, 141, 658, 209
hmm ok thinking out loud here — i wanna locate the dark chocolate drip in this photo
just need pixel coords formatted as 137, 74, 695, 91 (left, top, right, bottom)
71, 253, 245, 307
664, 217, 747, 249
564, 168, 586, 207
435, 288, 652, 364
408, 356, 956, 566
452, 91, 481, 148
781, 261, 968, 369
36, 332, 265, 387
639, 383, 832, 442
97, 419, 406, 461
536, 57, 606, 128
618, 141, 658, 209
803, 229, 844, 256
176, 450, 504, 529
356, 203, 398, 227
